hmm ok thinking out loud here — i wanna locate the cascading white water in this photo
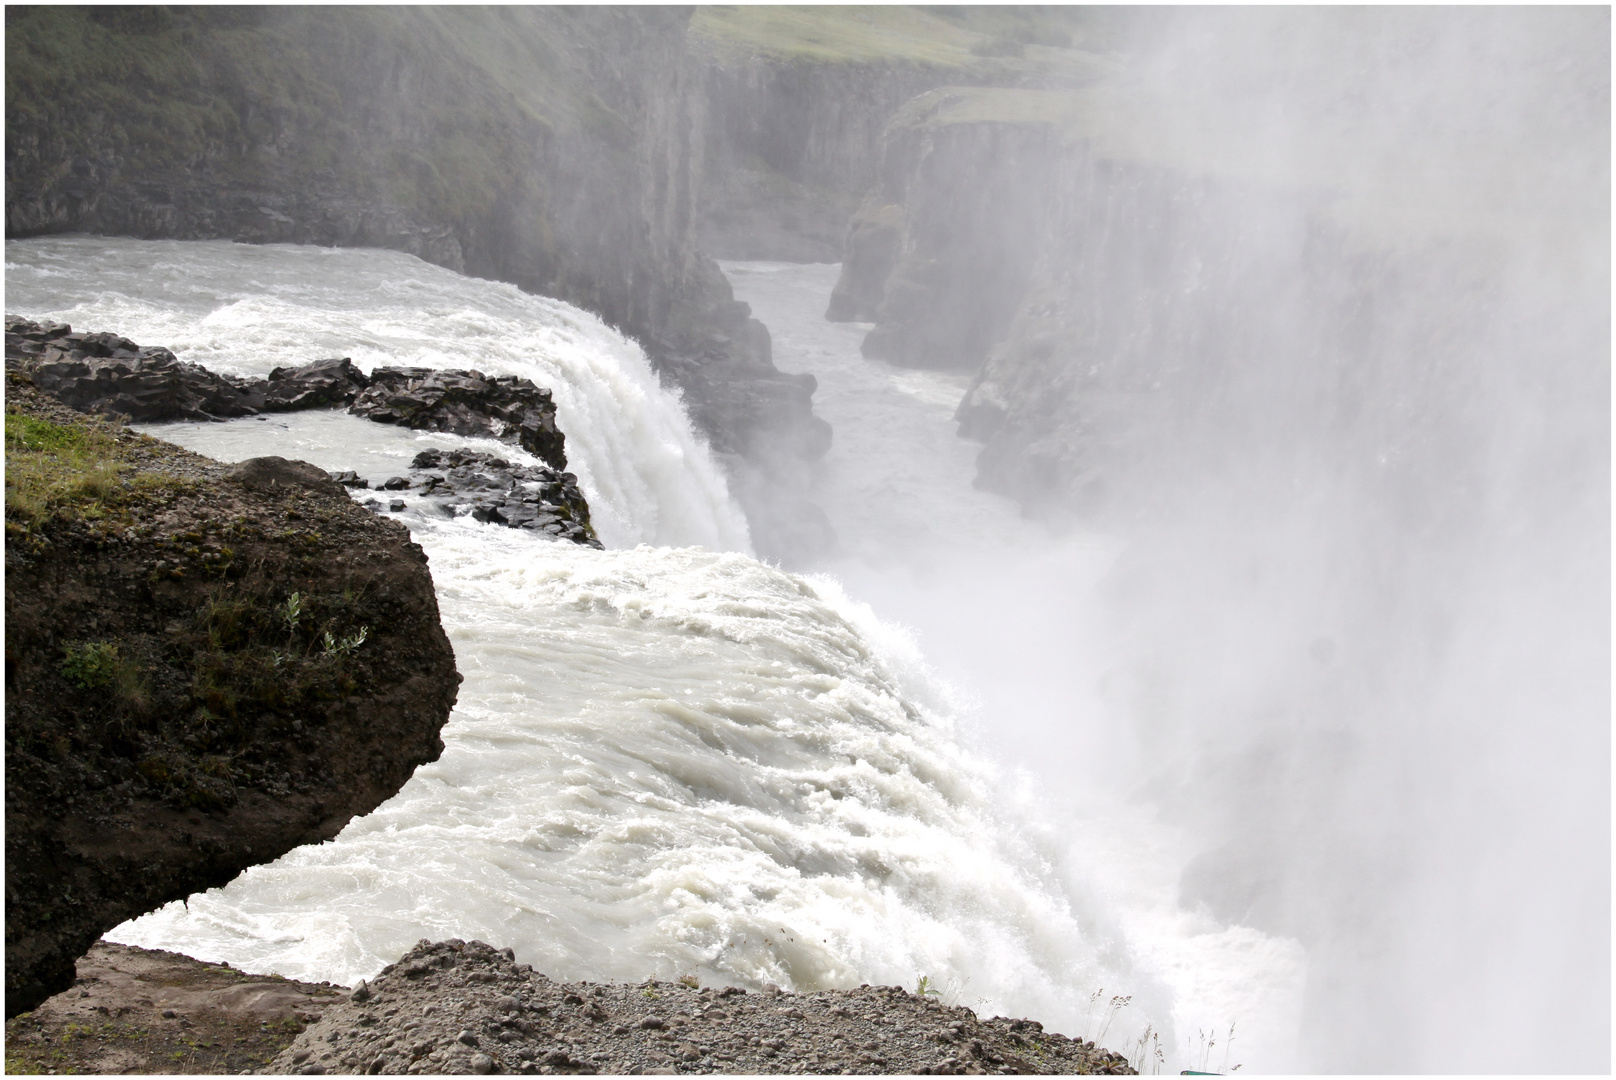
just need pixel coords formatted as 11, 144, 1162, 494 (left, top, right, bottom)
4, 235, 1276, 1070
6, 237, 750, 553
722, 262, 1308, 1072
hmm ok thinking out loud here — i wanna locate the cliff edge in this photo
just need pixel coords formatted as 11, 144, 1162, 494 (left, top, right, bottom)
4, 376, 462, 1016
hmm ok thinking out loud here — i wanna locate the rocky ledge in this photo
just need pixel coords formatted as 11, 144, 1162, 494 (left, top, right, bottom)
265, 939, 1135, 1076
5, 316, 569, 468
4, 381, 462, 1016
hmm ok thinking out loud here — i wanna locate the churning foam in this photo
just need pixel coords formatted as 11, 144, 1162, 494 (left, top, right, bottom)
6, 238, 1304, 1070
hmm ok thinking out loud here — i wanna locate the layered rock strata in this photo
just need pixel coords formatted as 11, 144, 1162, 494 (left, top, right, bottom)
4, 382, 462, 1016
263, 938, 1136, 1076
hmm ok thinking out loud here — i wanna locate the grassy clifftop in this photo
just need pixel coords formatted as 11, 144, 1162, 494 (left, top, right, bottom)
691, 5, 1102, 68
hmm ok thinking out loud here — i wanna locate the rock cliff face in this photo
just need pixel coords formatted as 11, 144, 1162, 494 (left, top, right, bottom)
689, 7, 1108, 265
3, 6, 824, 558
4, 380, 462, 1016
825, 89, 1063, 371
694, 52, 971, 264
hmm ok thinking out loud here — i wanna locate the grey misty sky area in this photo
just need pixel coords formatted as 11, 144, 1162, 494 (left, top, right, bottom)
3, 5, 1607, 1075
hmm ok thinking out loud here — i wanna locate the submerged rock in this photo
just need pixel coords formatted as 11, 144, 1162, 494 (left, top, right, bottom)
405, 447, 601, 549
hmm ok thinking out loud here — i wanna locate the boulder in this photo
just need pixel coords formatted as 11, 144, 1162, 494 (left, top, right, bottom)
255, 357, 371, 412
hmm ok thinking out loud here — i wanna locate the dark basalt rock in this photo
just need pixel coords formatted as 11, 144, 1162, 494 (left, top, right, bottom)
7, 315, 576, 480
405, 448, 601, 549
5, 315, 260, 422
252, 356, 372, 412
349, 367, 568, 470
4, 317, 372, 424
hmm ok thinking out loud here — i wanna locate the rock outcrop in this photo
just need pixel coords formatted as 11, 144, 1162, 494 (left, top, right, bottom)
261, 938, 1137, 1075
348, 368, 567, 470
5, 315, 262, 422
386, 448, 601, 549
4, 380, 462, 1016
6, 317, 573, 474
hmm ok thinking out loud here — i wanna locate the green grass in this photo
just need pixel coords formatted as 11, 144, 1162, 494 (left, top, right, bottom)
692, 6, 983, 66
892, 86, 1088, 132
690, 6, 1097, 67
4, 406, 197, 531
5, 409, 130, 526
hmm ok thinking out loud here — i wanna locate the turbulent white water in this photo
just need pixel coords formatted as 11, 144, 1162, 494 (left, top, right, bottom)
6, 238, 749, 553
723, 263, 1308, 1072
3, 236, 1307, 1071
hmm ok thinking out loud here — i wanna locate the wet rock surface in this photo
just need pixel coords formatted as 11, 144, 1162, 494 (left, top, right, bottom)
265, 939, 1137, 1076
4, 381, 461, 1016
386, 448, 601, 550
5, 314, 262, 422
6, 318, 571, 471
349, 367, 567, 470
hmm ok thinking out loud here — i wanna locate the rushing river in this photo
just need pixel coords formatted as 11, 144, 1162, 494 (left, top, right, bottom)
6, 237, 1304, 1072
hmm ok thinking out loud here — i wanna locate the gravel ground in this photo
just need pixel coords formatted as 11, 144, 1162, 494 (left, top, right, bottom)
266, 940, 1136, 1076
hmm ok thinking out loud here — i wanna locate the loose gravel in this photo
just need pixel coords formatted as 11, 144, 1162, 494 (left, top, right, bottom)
265, 940, 1136, 1076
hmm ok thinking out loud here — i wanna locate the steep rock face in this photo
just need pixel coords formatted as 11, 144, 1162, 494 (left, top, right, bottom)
688, 6, 1108, 264
694, 54, 972, 263
4, 382, 461, 1016
4, 8, 690, 338
3, 7, 828, 558
825, 89, 1064, 371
